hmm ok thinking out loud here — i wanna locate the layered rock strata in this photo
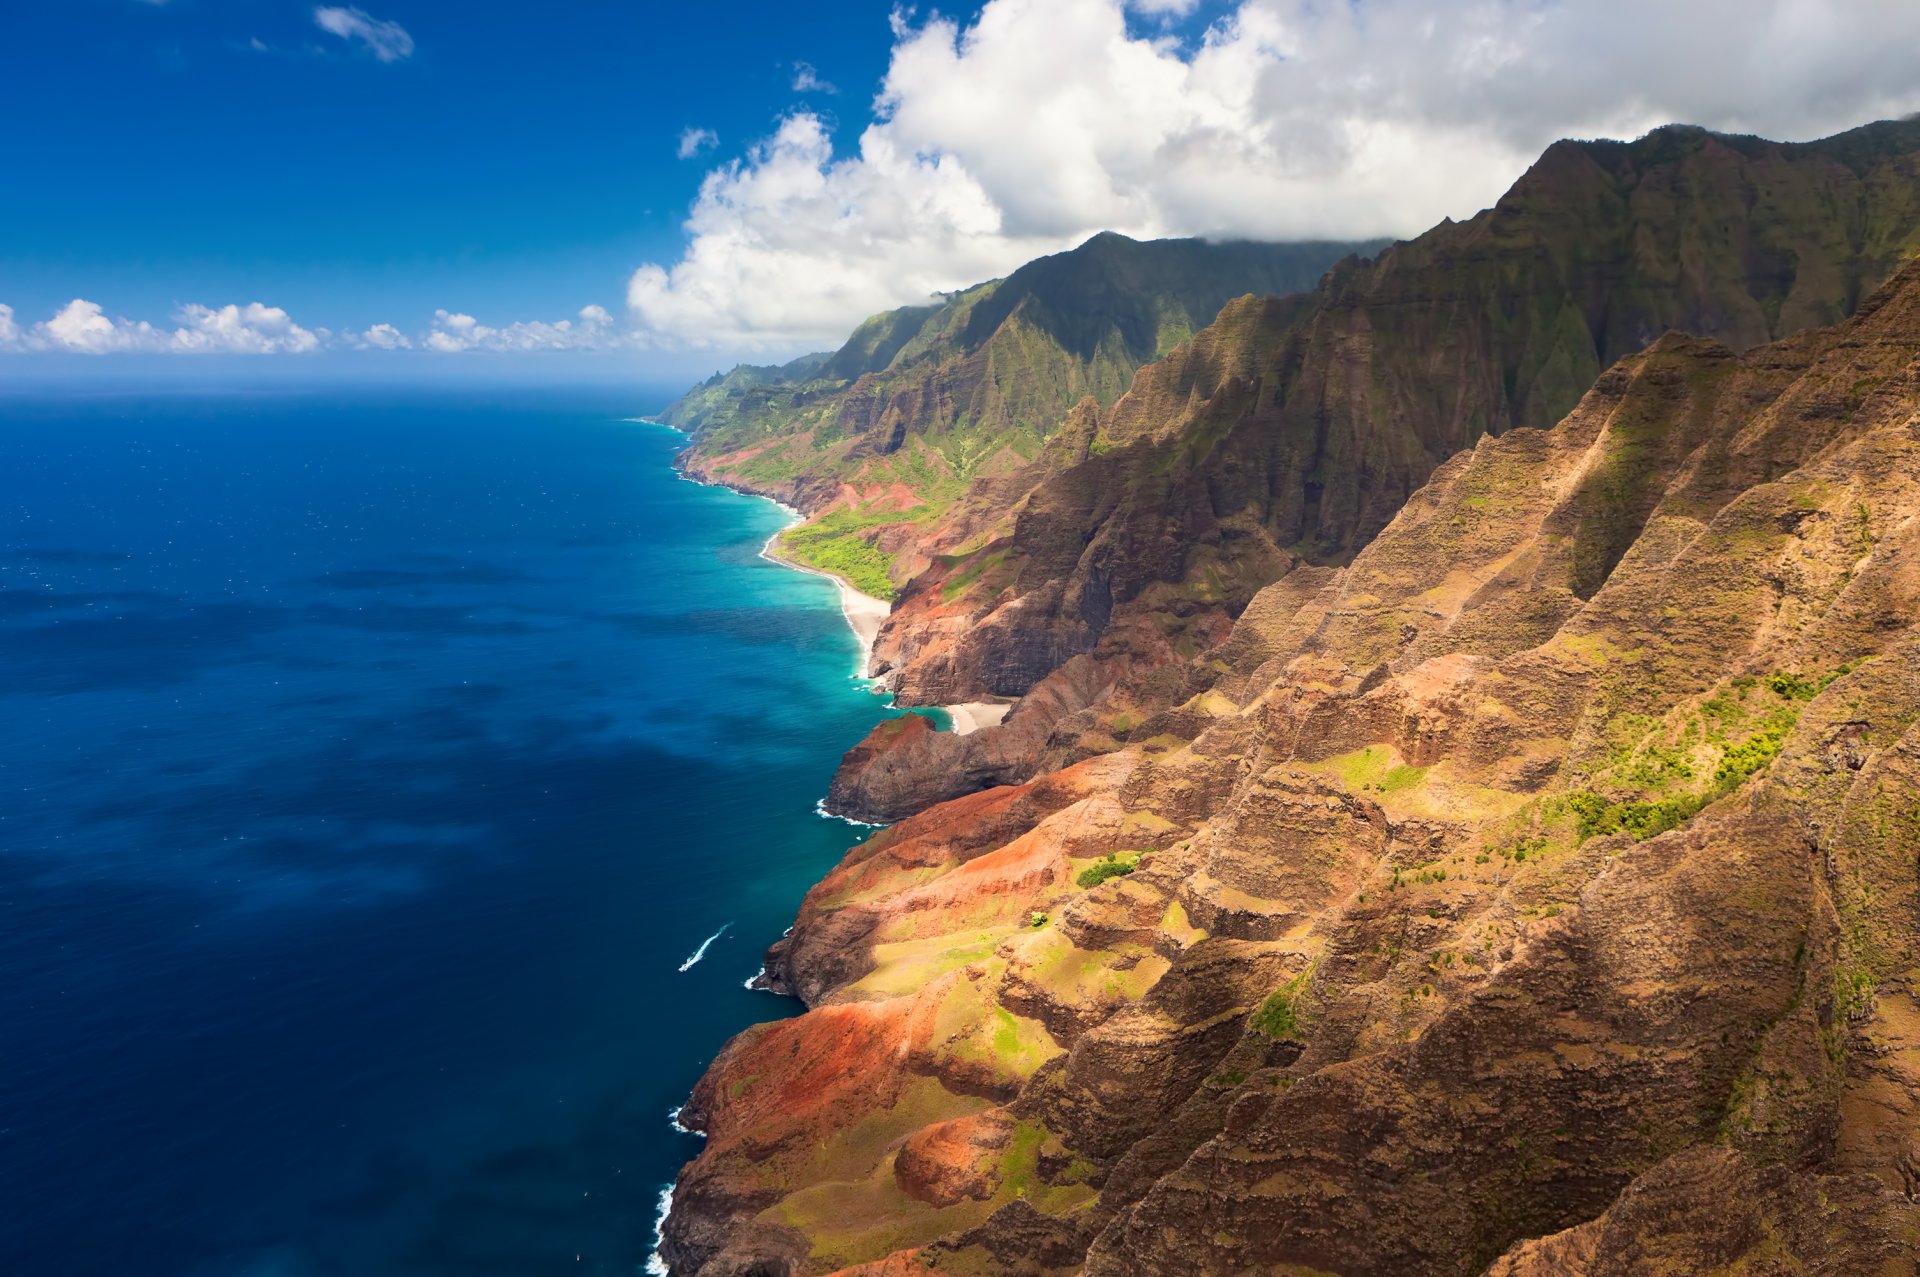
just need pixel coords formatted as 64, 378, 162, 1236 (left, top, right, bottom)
661, 261, 1920, 1276
823, 119, 1920, 820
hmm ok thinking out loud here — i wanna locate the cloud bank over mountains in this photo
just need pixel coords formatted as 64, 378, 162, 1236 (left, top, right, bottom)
12, 0, 1919, 360
628, 0, 1920, 349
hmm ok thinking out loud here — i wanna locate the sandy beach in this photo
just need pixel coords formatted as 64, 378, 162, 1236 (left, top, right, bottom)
944, 701, 1013, 735
758, 532, 891, 678
753, 503, 1014, 732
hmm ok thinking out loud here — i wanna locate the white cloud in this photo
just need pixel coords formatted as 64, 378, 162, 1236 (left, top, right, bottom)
353, 322, 412, 350
678, 127, 720, 160
171, 303, 322, 354
424, 305, 624, 353
424, 311, 483, 353
313, 6, 415, 63
1, 299, 322, 355
629, 0, 1920, 349
0, 301, 635, 357
36, 300, 167, 354
792, 62, 837, 94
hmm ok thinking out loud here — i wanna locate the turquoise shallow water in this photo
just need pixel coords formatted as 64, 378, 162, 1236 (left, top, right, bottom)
0, 387, 910, 1275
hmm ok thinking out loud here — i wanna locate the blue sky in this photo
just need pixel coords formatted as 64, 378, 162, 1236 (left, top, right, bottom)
4, 1, 1917, 380
0, 1, 940, 366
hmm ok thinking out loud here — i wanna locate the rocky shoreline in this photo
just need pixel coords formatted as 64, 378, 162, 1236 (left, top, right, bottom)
655, 265, 1920, 1276
649, 121, 1920, 1277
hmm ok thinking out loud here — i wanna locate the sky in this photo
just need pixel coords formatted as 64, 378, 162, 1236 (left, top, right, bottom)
4, 0, 1920, 383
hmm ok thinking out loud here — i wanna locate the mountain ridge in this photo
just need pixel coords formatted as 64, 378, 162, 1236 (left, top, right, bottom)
667, 232, 1386, 598
818, 115, 1920, 822
653, 115, 1920, 1277
663, 249, 1920, 1277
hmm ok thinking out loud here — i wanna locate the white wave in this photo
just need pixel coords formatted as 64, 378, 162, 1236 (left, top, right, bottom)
678, 923, 730, 972
814, 796, 884, 829
645, 1183, 675, 1276
667, 1104, 707, 1139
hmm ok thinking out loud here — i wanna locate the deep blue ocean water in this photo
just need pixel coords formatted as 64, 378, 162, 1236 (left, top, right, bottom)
0, 387, 910, 1276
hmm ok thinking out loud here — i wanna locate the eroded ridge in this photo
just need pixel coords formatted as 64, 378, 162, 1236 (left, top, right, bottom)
662, 262, 1920, 1276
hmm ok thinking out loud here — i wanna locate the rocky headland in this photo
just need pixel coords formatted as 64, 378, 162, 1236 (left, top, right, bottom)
658, 119, 1920, 1276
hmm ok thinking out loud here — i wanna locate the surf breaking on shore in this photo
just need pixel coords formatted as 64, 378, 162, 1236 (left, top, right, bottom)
753, 514, 890, 679
661, 443, 1014, 734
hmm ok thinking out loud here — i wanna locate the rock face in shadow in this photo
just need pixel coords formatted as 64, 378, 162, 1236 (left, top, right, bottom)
871, 119, 1920, 714
661, 261, 1920, 1276
825, 655, 1128, 824
801, 119, 1920, 828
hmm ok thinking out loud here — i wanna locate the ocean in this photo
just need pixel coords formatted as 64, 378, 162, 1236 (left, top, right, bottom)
0, 386, 908, 1276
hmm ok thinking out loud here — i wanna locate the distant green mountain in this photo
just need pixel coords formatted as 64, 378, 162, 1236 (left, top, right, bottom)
657, 350, 833, 433
672, 232, 1385, 504
668, 233, 1385, 598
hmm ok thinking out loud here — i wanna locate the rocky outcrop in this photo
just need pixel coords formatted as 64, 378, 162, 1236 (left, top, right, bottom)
825, 653, 1130, 824
873, 118, 1920, 717
661, 260, 1920, 1275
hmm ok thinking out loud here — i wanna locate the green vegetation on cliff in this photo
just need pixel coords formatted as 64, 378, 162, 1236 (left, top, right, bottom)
1074, 851, 1141, 890
668, 233, 1384, 592
673, 233, 1385, 465
657, 350, 833, 434
1567, 666, 1858, 843
883, 116, 1920, 706
776, 505, 935, 601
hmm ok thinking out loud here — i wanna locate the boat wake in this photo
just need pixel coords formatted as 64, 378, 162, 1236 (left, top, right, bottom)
678, 923, 730, 972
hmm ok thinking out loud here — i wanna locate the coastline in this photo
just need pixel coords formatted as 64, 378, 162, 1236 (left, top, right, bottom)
757, 538, 1010, 733
756, 530, 890, 679
659, 432, 1012, 735
943, 700, 1013, 735
758, 524, 1019, 735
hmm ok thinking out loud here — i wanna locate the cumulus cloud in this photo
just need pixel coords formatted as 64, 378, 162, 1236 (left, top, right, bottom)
353, 322, 412, 350
0, 301, 634, 357
792, 62, 837, 94
678, 127, 720, 160
313, 6, 415, 63
171, 303, 322, 354
34, 300, 168, 354
629, 0, 1920, 349
0, 299, 322, 355
424, 305, 623, 354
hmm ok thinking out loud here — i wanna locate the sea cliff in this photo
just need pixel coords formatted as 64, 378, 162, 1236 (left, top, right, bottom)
656, 120, 1920, 1276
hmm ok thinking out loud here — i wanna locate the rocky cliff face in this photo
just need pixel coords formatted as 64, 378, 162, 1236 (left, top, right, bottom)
661, 258, 1920, 1276
823, 118, 1920, 823
872, 119, 1920, 700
